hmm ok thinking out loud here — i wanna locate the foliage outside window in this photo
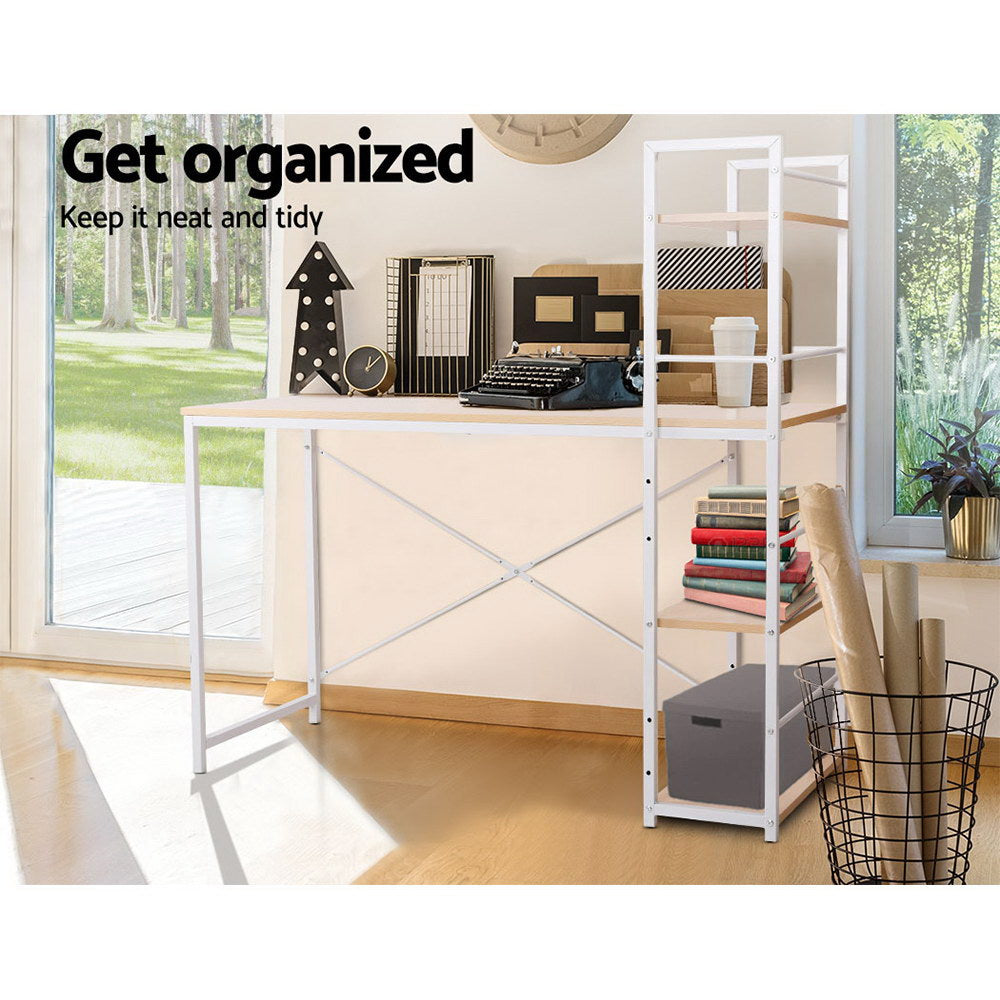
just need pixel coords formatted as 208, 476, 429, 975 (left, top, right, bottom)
53, 114, 271, 488
895, 114, 1000, 515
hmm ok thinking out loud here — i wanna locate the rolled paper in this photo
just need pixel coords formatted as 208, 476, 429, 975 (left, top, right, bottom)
882, 562, 922, 826
919, 618, 949, 884
799, 485, 924, 883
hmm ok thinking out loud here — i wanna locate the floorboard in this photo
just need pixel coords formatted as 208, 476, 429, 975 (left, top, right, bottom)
3, 665, 996, 885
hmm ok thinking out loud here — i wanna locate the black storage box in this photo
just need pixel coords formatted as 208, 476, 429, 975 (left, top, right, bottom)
663, 661, 834, 809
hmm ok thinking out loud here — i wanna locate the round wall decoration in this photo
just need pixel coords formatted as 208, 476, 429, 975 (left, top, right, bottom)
469, 114, 631, 165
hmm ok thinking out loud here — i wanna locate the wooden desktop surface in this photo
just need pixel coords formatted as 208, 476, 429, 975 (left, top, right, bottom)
182, 394, 845, 430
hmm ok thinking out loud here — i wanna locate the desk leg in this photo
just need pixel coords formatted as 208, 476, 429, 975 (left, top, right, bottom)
304, 429, 322, 724
185, 419, 207, 773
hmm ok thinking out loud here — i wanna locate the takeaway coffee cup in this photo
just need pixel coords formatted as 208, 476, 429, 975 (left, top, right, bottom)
711, 316, 758, 407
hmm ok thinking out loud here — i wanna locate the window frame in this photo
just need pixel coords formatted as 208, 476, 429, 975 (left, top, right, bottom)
3, 114, 280, 673
862, 113, 946, 549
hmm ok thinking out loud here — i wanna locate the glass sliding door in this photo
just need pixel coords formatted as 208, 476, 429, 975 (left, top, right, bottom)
49, 113, 272, 640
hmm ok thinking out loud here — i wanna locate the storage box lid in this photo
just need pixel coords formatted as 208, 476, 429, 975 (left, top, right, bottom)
663, 662, 833, 725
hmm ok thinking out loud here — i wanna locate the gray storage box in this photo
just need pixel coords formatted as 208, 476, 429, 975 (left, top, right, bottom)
663, 662, 834, 809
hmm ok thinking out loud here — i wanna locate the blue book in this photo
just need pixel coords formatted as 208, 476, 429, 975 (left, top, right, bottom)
693, 556, 771, 571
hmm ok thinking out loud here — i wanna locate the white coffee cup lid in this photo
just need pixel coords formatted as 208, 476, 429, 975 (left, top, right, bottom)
711, 316, 758, 330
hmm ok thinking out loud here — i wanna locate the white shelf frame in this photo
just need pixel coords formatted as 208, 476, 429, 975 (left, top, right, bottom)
642, 137, 849, 841
183, 139, 848, 849
185, 410, 728, 773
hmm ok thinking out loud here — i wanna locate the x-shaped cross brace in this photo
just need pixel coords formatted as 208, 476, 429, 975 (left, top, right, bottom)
317, 448, 722, 687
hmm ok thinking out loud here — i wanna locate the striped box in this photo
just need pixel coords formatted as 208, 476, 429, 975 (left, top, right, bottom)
656, 245, 763, 290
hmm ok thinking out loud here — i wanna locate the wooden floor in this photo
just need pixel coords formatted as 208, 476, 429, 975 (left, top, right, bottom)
51, 478, 262, 637
2, 663, 997, 885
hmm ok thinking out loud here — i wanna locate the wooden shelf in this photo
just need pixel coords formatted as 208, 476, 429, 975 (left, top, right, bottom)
657, 402, 845, 431
657, 760, 827, 822
657, 210, 848, 230
657, 596, 823, 634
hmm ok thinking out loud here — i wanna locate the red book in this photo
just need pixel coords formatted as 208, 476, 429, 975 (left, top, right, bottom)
683, 551, 813, 584
691, 526, 797, 547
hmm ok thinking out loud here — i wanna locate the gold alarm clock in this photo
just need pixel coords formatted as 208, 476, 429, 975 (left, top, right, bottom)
343, 346, 396, 396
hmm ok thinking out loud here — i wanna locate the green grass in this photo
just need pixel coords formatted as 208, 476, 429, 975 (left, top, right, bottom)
54, 314, 267, 488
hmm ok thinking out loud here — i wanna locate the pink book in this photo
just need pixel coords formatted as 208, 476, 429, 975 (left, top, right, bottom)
683, 583, 817, 621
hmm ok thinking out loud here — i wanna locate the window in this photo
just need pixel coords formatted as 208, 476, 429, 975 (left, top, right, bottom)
50, 114, 272, 638
5, 115, 276, 670
865, 114, 1000, 547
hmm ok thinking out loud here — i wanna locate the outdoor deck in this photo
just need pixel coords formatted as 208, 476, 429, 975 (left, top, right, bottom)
52, 479, 262, 638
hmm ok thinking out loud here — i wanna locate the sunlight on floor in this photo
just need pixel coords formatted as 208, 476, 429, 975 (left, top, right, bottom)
51, 680, 395, 884
0, 757, 23, 884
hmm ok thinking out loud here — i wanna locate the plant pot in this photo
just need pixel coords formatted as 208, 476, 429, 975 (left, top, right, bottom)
942, 496, 1000, 560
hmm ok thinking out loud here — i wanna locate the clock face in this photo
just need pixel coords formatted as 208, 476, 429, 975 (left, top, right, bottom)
470, 115, 631, 165
344, 347, 395, 395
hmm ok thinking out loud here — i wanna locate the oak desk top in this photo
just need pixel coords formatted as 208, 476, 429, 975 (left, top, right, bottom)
182, 394, 845, 431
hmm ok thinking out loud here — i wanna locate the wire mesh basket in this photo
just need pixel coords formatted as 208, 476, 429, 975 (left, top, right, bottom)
797, 658, 996, 885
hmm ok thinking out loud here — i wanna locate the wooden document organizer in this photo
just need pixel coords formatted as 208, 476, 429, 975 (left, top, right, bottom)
530, 263, 793, 404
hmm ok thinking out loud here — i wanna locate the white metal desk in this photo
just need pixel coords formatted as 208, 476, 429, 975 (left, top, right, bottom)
182, 394, 843, 822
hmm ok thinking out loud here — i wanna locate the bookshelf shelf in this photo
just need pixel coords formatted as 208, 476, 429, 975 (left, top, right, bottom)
641, 139, 849, 843
655, 756, 833, 826
657, 210, 847, 230
656, 401, 845, 432
657, 597, 823, 634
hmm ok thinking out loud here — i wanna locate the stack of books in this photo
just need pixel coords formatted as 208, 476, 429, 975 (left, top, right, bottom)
683, 486, 817, 621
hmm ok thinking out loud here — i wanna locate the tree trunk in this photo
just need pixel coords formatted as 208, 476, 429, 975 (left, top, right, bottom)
152, 171, 164, 321
230, 114, 244, 313
259, 115, 272, 389
99, 114, 116, 324
63, 227, 75, 324
58, 114, 75, 324
139, 171, 154, 322
206, 114, 233, 351
170, 156, 188, 328
195, 182, 205, 311
96, 115, 137, 331
966, 114, 999, 345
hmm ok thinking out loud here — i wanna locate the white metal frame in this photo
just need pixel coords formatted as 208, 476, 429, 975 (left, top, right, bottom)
642, 136, 849, 841
186, 135, 849, 846
185, 409, 733, 772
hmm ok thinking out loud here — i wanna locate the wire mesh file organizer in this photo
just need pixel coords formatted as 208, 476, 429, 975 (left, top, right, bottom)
386, 255, 495, 395
798, 659, 997, 885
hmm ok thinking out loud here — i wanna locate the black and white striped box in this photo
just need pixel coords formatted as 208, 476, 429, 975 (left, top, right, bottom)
656, 245, 763, 290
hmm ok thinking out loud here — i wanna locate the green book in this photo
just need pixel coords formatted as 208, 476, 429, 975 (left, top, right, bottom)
696, 545, 796, 561
707, 485, 797, 500
695, 513, 798, 531
683, 575, 808, 602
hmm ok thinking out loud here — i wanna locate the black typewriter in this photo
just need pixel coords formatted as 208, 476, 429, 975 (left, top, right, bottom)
458, 352, 643, 410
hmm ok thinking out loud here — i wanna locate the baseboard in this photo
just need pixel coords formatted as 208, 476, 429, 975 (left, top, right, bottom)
263, 680, 663, 738
7, 657, 995, 767
264, 679, 1000, 766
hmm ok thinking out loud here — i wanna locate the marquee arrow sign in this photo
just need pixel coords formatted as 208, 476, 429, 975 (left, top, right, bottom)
287, 241, 353, 393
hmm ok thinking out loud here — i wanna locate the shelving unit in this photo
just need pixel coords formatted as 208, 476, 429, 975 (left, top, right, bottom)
641, 136, 849, 841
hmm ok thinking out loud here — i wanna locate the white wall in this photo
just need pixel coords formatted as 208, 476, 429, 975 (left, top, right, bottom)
269, 115, 1000, 734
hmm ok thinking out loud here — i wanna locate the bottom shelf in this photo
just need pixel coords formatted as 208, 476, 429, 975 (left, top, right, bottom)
657, 596, 824, 634
653, 756, 831, 828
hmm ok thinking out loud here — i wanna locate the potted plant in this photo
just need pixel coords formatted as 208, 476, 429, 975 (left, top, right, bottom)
907, 407, 1000, 559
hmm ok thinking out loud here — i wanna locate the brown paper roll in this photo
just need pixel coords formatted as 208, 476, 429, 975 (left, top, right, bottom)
799, 485, 924, 882
882, 562, 922, 823
919, 618, 949, 883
